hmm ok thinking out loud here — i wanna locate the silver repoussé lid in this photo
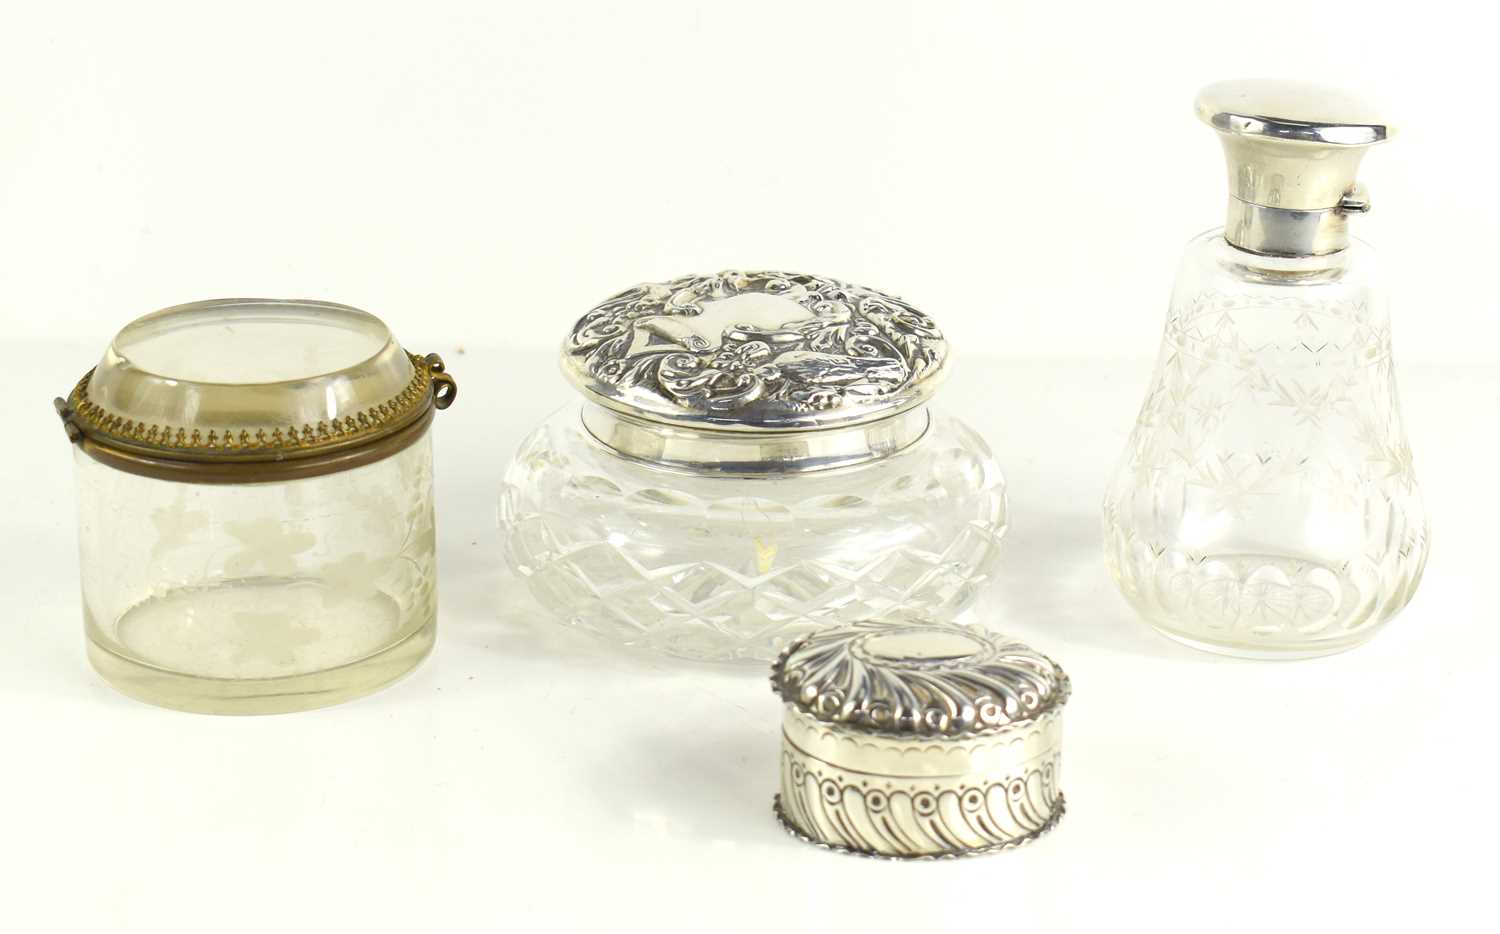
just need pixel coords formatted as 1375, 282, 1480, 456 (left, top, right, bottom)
561, 270, 949, 474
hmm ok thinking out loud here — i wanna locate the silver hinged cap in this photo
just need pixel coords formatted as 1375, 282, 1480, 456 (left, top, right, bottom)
561, 271, 948, 474
770, 619, 1069, 858
1196, 79, 1393, 256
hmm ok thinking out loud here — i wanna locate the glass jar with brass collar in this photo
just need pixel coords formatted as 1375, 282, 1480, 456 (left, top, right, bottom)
55, 298, 458, 714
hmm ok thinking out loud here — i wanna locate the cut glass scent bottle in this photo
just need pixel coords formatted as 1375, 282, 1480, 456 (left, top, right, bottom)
1103, 81, 1429, 658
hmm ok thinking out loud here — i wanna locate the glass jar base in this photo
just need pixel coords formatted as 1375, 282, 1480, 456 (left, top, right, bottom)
86, 620, 434, 714
1148, 622, 1383, 660
85, 577, 435, 714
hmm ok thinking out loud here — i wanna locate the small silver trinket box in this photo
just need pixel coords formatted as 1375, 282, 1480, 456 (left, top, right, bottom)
770, 619, 1069, 858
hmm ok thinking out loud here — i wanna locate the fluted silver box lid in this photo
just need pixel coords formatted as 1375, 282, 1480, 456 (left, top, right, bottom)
770, 619, 1070, 859
560, 271, 949, 474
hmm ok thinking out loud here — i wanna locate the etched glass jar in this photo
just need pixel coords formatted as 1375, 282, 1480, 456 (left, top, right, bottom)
55, 299, 458, 713
500, 271, 1008, 663
1103, 81, 1428, 658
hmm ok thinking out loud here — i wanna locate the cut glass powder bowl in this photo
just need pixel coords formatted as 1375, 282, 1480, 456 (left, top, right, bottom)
500, 271, 1009, 663
56, 298, 458, 714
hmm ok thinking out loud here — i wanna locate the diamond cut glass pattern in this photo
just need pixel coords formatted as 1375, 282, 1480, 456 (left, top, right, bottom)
501, 406, 1008, 662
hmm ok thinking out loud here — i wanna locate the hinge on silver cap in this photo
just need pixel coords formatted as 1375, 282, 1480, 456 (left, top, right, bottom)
1338, 184, 1372, 215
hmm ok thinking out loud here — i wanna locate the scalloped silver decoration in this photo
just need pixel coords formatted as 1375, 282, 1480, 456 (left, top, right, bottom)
771, 619, 1069, 737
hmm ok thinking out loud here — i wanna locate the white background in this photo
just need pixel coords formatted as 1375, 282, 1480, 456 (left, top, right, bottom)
1, 2, 1492, 932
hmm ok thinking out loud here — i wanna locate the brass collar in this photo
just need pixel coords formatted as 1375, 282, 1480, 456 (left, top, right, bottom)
56, 352, 456, 483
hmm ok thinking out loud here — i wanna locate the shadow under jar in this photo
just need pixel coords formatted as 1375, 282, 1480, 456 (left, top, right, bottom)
55, 298, 457, 714
500, 271, 1008, 663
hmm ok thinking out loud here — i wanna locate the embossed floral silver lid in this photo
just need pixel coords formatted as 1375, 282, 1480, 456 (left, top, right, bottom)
564, 271, 947, 432
770, 619, 1069, 859
562, 271, 950, 472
